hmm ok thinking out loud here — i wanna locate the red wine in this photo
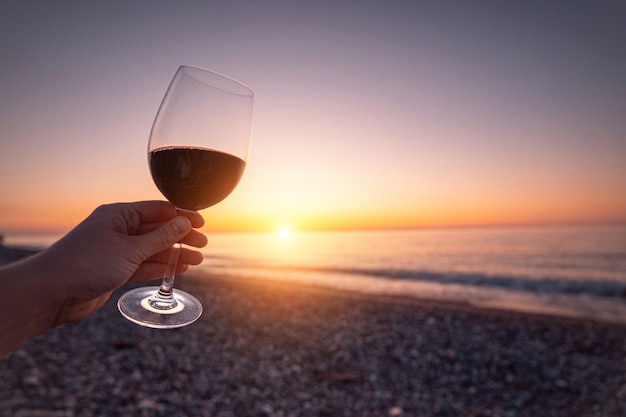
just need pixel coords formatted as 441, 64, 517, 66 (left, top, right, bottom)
149, 146, 246, 211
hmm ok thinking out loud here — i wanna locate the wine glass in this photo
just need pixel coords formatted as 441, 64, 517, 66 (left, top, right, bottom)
117, 65, 254, 328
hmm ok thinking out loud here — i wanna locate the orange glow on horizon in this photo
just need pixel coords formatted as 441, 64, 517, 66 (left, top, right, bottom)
197, 203, 626, 233
2, 196, 625, 236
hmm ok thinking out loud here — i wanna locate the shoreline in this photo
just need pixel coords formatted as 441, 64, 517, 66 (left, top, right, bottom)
194, 266, 626, 325
184, 271, 626, 330
3, 242, 626, 325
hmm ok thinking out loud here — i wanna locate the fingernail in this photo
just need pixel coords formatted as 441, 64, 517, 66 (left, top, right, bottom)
172, 217, 190, 234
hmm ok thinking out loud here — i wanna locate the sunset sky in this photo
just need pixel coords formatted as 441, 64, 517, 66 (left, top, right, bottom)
1, 1, 625, 234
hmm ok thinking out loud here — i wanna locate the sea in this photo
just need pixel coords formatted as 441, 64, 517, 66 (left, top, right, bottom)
5, 224, 626, 323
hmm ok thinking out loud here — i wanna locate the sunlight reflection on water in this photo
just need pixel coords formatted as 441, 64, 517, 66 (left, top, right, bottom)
196, 225, 626, 323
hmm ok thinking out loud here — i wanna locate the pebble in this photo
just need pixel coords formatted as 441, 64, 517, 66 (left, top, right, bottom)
1, 274, 625, 417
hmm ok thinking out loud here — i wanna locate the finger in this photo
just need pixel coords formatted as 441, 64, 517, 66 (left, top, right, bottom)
133, 216, 192, 259
180, 229, 208, 248
148, 247, 204, 265
135, 221, 167, 236
128, 201, 178, 224
190, 212, 204, 228
134, 212, 204, 235
178, 248, 205, 265
135, 220, 205, 237
175, 209, 205, 228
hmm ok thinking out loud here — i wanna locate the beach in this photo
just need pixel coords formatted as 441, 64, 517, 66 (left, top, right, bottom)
1, 246, 625, 417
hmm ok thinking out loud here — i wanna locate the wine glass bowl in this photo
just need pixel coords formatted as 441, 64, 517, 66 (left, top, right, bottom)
149, 146, 246, 212
118, 66, 254, 328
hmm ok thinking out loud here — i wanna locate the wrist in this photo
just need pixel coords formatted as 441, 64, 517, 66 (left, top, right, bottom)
0, 252, 65, 358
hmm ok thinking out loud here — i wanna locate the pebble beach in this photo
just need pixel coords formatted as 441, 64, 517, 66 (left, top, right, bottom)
1, 247, 625, 417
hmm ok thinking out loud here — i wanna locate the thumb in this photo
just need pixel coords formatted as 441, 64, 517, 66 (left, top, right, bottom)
135, 216, 192, 258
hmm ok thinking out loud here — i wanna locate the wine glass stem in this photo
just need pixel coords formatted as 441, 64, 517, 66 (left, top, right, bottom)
157, 242, 182, 298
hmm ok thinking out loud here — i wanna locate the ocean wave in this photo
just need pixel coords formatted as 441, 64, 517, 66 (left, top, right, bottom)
345, 267, 626, 298
204, 256, 626, 299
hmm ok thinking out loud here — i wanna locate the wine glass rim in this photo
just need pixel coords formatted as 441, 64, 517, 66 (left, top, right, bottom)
179, 65, 254, 97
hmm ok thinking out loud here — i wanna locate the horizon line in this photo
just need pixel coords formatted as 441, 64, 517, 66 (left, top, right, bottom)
3, 218, 625, 237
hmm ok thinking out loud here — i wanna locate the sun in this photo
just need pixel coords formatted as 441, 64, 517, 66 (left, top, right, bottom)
277, 226, 291, 239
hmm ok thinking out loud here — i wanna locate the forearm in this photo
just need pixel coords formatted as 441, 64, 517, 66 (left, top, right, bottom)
0, 253, 64, 359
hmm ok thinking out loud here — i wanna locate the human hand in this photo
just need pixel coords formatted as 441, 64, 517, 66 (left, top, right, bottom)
37, 201, 208, 325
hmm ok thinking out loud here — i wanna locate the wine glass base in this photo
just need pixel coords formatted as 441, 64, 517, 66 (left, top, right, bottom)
117, 286, 203, 329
